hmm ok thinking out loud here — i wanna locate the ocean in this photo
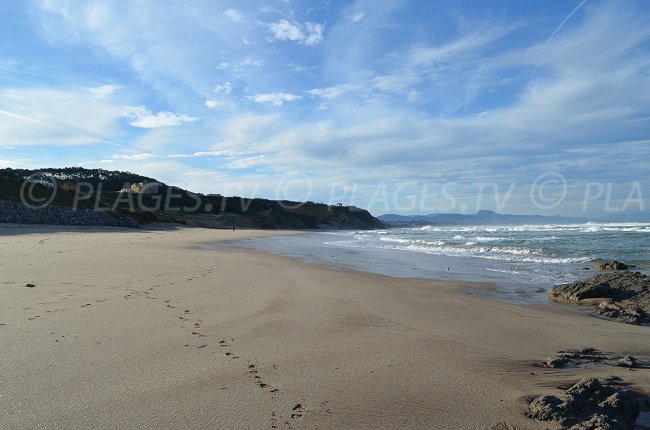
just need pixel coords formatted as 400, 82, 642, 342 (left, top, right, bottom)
212, 222, 650, 304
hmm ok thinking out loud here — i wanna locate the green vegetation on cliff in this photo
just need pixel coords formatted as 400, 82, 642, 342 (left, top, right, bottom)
0, 167, 383, 230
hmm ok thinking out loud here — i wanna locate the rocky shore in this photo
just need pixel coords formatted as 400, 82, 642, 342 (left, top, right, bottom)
0, 199, 138, 228
528, 376, 649, 429
550, 266, 650, 325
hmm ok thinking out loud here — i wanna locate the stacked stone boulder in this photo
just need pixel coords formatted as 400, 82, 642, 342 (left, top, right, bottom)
0, 200, 137, 228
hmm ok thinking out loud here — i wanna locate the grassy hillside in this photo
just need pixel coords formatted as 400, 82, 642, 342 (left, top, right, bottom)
0, 168, 383, 230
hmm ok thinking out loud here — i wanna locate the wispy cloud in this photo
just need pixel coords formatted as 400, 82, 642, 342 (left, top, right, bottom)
123, 107, 198, 128
306, 85, 356, 99
112, 153, 159, 161
224, 8, 244, 23
0, 87, 127, 147
247, 92, 301, 107
350, 12, 366, 23
205, 99, 224, 109
2, 1, 649, 214
213, 82, 233, 94
268, 20, 324, 46
226, 155, 267, 169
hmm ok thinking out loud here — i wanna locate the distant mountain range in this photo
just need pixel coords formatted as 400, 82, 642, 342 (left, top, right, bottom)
379, 210, 589, 226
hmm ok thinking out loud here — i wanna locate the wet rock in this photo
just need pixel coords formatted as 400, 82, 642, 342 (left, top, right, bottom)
617, 356, 637, 368
595, 261, 629, 271
568, 414, 617, 430
549, 272, 650, 325
545, 356, 571, 368
527, 377, 648, 429
528, 395, 564, 422
597, 301, 644, 325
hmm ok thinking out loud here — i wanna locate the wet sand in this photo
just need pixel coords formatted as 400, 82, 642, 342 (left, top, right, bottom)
0, 225, 648, 429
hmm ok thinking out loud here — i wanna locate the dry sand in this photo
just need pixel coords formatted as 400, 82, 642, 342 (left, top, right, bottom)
0, 225, 648, 429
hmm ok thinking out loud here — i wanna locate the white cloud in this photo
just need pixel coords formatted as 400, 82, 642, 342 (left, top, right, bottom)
123, 106, 198, 128
169, 150, 232, 158
14, 0, 650, 215
406, 91, 422, 102
405, 29, 508, 68
0, 87, 126, 146
0, 158, 28, 168
190, 151, 229, 157
224, 8, 244, 23
306, 84, 355, 99
205, 99, 224, 109
89, 84, 119, 97
303, 22, 324, 46
112, 153, 159, 161
269, 20, 302, 42
240, 57, 264, 66
350, 12, 366, 23
33, 1, 253, 97
268, 20, 324, 46
247, 92, 301, 107
213, 82, 233, 94
226, 155, 266, 169
287, 62, 307, 72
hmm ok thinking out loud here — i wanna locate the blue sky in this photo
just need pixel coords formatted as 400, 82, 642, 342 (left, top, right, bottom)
1, 0, 650, 216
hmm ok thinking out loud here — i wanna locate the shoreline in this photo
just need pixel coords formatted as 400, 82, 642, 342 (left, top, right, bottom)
1, 226, 648, 429
212, 232, 559, 304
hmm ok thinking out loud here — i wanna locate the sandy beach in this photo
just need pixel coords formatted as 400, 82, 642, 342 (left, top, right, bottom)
0, 225, 648, 429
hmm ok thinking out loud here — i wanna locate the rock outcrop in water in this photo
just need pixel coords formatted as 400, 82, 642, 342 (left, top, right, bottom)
595, 261, 630, 271
549, 272, 650, 324
527, 377, 649, 429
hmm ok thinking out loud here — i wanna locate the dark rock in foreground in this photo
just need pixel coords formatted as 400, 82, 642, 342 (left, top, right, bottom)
595, 261, 630, 271
528, 377, 649, 429
549, 272, 650, 324
540, 348, 647, 370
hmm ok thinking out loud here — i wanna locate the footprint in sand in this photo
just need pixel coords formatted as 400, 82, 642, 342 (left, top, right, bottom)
247, 363, 278, 394
291, 403, 308, 419
220, 340, 240, 359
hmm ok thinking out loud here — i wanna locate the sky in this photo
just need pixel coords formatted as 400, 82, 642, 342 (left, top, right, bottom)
1, 0, 650, 217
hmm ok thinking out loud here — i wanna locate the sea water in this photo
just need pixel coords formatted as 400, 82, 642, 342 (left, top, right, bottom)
213, 222, 650, 304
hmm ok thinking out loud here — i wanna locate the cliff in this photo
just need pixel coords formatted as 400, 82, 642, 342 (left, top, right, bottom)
0, 168, 383, 230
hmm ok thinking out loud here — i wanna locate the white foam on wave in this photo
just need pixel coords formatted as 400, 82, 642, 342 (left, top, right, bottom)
474, 236, 508, 242
325, 234, 594, 264
416, 222, 650, 234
